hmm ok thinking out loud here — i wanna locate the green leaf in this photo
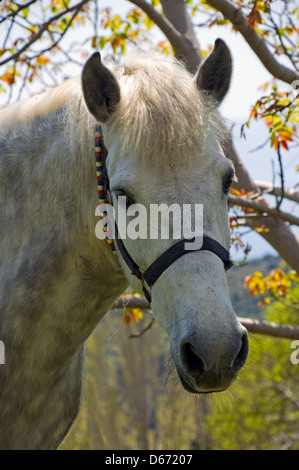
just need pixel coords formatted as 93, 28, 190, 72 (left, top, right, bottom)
22, 7, 29, 19
270, 131, 276, 147
99, 37, 108, 49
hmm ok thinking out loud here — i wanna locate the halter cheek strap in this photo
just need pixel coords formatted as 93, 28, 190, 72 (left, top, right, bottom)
95, 125, 233, 304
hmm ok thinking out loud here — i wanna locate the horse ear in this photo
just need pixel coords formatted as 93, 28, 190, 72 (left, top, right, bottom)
81, 52, 121, 123
195, 38, 232, 104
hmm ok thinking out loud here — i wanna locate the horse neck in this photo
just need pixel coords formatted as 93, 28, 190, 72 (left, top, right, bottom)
42, 86, 128, 336
0, 81, 127, 361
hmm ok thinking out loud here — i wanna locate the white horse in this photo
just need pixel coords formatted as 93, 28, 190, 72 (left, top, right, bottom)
0, 39, 248, 449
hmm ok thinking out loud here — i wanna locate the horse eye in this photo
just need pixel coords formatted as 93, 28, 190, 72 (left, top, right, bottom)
223, 174, 234, 194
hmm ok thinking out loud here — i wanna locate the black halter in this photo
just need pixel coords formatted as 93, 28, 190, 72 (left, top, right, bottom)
97, 128, 233, 303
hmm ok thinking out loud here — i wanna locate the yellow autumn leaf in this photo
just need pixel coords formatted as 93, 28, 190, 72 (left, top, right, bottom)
122, 308, 143, 326
130, 308, 143, 323
1, 67, 20, 86
254, 271, 263, 278
36, 56, 50, 67
278, 129, 293, 141
144, 15, 154, 29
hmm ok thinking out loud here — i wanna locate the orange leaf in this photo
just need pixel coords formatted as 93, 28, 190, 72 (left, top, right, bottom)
281, 140, 289, 151
92, 36, 97, 48
122, 310, 132, 326
121, 308, 143, 326
273, 136, 279, 151
278, 130, 293, 141
1, 72, 14, 86
244, 274, 253, 288
258, 198, 269, 206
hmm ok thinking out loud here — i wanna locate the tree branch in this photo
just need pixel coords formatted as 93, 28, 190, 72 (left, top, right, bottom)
206, 0, 299, 84
228, 194, 299, 226
255, 181, 299, 204
129, 318, 155, 338
129, 1, 183, 50
268, 5, 298, 72
0, 0, 37, 25
29, 7, 81, 60
225, 135, 299, 274
160, 0, 203, 72
112, 297, 299, 340
238, 317, 299, 340
0, 0, 90, 66
129, 0, 201, 72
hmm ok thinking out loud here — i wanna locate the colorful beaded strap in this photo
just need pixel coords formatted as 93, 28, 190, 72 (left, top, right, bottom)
95, 124, 117, 257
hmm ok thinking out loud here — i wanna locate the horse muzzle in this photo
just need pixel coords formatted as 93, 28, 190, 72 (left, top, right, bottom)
173, 327, 249, 394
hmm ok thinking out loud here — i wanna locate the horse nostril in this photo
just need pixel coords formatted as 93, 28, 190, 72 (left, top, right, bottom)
232, 332, 249, 370
180, 341, 205, 376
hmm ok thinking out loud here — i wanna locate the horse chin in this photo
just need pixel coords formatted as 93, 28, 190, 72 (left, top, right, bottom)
177, 371, 233, 395
178, 374, 201, 394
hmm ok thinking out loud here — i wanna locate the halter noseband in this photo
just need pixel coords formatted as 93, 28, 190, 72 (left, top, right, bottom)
95, 125, 233, 303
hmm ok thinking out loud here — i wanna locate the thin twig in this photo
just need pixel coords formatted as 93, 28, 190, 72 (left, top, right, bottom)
129, 318, 155, 338
276, 144, 285, 210
0, 0, 90, 66
0, 0, 37, 24
249, 137, 270, 153
255, 181, 299, 204
269, 5, 298, 71
228, 194, 299, 226
206, 0, 299, 84
29, 7, 81, 60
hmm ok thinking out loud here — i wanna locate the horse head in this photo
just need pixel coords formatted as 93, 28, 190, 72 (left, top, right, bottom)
81, 39, 249, 394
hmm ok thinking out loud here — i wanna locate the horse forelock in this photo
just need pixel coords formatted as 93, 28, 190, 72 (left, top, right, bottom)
106, 53, 229, 163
